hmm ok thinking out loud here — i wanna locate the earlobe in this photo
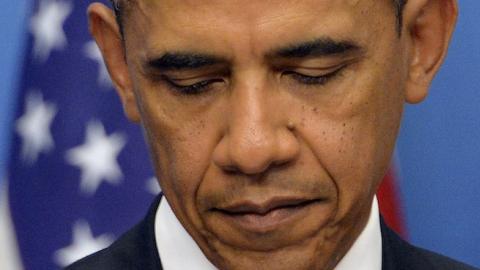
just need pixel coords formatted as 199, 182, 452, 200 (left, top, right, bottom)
403, 0, 458, 104
87, 3, 141, 122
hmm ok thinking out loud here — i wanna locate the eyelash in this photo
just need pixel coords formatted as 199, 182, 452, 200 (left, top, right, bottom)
163, 67, 344, 95
283, 67, 343, 86
162, 76, 223, 95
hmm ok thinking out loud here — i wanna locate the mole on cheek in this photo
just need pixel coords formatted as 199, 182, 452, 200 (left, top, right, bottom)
196, 120, 206, 136
177, 135, 187, 142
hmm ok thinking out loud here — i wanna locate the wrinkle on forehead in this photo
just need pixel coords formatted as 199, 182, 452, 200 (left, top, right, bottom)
131, 0, 379, 27
133, 0, 366, 8
127, 0, 388, 60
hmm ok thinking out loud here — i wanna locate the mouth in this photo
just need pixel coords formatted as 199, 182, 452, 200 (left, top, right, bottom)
212, 197, 325, 233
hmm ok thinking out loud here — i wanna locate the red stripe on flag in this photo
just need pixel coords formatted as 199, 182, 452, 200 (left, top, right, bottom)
377, 167, 406, 237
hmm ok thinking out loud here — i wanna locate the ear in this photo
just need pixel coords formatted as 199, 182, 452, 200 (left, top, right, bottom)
87, 3, 141, 122
403, 0, 458, 104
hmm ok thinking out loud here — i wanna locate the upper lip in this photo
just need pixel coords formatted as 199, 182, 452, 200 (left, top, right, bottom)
216, 197, 319, 215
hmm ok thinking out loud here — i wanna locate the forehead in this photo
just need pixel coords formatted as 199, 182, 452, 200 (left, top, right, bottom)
133, 0, 376, 12
126, 0, 394, 57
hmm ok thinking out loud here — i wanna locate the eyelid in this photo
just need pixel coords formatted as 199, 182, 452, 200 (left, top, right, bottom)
165, 75, 218, 86
289, 65, 343, 76
162, 67, 229, 82
162, 74, 224, 87
279, 53, 359, 70
282, 62, 347, 77
281, 62, 348, 87
160, 74, 225, 95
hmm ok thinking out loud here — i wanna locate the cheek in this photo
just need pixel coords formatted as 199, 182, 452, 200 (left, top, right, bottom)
304, 115, 376, 190
143, 115, 222, 238
136, 93, 215, 214
132, 81, 208, 196
150, 123, 212, 198
300, 81, 403, 219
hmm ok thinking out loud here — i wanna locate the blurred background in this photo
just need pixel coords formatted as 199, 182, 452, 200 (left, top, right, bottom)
0, 0, 479, 269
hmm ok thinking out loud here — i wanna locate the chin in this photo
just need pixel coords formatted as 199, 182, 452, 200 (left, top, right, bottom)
207, 236, 331, 270
194, 201, 341, 270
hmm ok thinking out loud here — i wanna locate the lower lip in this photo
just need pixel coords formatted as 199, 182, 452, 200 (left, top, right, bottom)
218, 201, 322, 233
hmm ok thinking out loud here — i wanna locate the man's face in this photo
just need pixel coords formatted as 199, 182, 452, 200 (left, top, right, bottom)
122, 0, 406, 269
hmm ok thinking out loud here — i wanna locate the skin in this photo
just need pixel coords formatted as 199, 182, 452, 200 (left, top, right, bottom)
88, 0, 457, 269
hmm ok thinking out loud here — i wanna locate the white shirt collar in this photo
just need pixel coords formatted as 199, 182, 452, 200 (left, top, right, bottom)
155, 197, 382, 270
334, 197, 382, 270
155, 197, 217, 270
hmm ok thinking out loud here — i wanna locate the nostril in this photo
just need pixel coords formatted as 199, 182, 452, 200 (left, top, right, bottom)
233, 158, 272, 175
223, 165, 239, 174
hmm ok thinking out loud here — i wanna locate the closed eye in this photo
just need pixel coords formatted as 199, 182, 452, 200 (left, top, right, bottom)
161, 65, 345, 95
161, 75, 225, 95
283, 66, 345, 86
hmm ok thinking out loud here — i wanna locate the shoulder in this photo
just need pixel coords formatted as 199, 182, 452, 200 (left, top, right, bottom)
65, 196, 163, 270
381, 220, 478, 270
64, 222, 157, 270
410, 246, 478, 270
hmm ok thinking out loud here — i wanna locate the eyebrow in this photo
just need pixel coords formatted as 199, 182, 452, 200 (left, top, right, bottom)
145, 53, 227, 71
144, 38, 361, 72
272, 38, 362, 58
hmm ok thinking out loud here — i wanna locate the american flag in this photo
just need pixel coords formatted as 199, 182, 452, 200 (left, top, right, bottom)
4, 0, 404, 269
7, 0, 159, 268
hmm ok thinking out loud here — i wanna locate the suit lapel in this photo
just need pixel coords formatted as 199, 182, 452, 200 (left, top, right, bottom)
133, 194, 164, 269
381, 217, 412, 270
381, 218, 398, 270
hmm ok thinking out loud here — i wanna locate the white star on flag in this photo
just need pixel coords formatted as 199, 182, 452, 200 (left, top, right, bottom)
66, 120, 126, 195
30, 0, 73, 62
84, 41, 112, 87
53, 220, 113, 267
146, 177, 162, 195
16, 91, 57, 164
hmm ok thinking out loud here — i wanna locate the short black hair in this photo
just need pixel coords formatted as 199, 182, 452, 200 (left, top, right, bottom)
110, 0, 407, 38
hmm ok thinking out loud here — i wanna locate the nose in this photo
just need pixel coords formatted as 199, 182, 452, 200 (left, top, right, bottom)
213, 76, 300, 175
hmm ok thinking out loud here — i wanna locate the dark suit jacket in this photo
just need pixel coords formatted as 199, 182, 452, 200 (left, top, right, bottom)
66, 195, 478, 270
